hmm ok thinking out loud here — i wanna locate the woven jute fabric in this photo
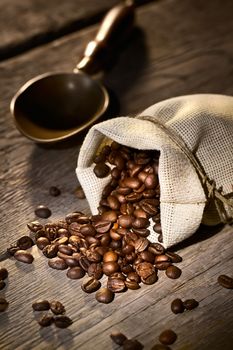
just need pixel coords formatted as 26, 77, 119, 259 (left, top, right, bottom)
76, 94, 233, 248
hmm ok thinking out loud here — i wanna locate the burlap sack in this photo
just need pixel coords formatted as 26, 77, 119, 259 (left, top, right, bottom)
76, 94, 233, 248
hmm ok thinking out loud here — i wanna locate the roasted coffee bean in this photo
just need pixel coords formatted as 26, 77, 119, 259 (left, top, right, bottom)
121, 264, 134, 274
103, 261, 120, 276
94, 220, 112, 234
54, 315, 73, 328
100, 233, 111, 246
55, 236, 69, 245
107, 277, 126, 293
110, 331, 128, 345
101, 210, 118, 223
110, 228, 122, 241
65, 212, 82, 224
141, 271, 158, 285
158, 233, 163, 243
64, 257, 80, 267
0, 268, 8, 280
95, 288, 115, 303
48, 257, 67, 270
166, 265, 182, 279
183, 299, 199, 310
79, 256, 91, 271
171, 298, 184, 314
7, 245, 19, 256
134, 238, 149, 252
94, 152, 106, 164
153, 223, 162, 234
125, 192, 142, 202
144, 174, 158, 189
67, 267, 86, 279
132, 218, 149, 229
133, 209, 148, 219
68, 235, 81, 247
117, 187, 131, 196
80, 224, 96, 237
165, 251, 182, 263
148, 243, 165, 255
150, 344, 171, 350
103, 251, 118, 263
107, 195, 120, 210
132, 228, 150, 237
125, 280, 140, 290
88, 263, 103, 280
0, 298, 9, 312
38, 314, 54, 327
217, 274, 233, 289
35, 205, 51, 219
140, 199, 159, 215
14, 250, 34, 264
57, 252, 73, 260
155, 255, 170, 263
56, 220, 69, 230
81, 277, 101, 293
94, 162, 110, 178
123, 339, 144, 350
118, 215, 133, 228
16, 236, 34, 250
136, 262, 155, 279
122, 177, 141, 189
43, 244, 58, 258
143, 189, 157, 199
50, 300, 65, 315
75, 186, 85, 199
155, 262, 171, 270
120, 203, 134, 215
127, 272, 141, 283
86, 250, 102, 263
113, 155, 125, 170
140, 251, 155, 263
27, 221, 43, 233
110, 240, 122, 250
32, 300, 50, 311
159, 330, 177, 345
0, 281, 6, 290
49, 186, 61, 196
36, 237, 50, 250
58, 244, 73, 256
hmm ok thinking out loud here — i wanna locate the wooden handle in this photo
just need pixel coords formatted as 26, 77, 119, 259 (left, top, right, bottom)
76, 1, 135, 74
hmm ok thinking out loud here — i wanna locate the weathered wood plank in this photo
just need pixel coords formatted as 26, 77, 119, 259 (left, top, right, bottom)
0, 0, 233, 349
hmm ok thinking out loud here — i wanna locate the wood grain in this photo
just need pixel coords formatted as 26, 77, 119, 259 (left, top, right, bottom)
0, 0, 233, 349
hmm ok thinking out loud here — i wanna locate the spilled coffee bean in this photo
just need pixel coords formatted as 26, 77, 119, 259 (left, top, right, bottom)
38, 314, 54, 327
32, 300, 50, 311
159, 330, 177, 345
110, 331, 128, 345
0, 267, 8, 280
217, 274, 233, 289
16, 236, 34, 250
35, 205, 52, 219
0, 297, 9, 312
95, 288, 114, 304
49, 186, 61, 197
171, 298, 184, 314
14, 250, 34, 264
183, 299, 199, 310
54, 315, 73, 328
50, 300, 65, 315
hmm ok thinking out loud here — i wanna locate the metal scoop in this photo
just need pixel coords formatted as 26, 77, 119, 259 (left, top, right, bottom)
10, 1, 134, 143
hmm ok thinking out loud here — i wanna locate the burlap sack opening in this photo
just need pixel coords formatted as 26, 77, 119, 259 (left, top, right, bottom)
76, 94, 233, 248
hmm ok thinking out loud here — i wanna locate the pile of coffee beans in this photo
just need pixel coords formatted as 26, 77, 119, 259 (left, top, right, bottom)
32, 299, 72, 328
0, 267, 9, 312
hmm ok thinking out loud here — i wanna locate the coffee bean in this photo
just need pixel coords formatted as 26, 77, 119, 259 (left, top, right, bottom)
81, 277, 101, 293
54, 315, 73, 328
155, 255, 170, 263
32, 300, 50, 311
79, 256, 91, 271
134, 238, 149, 252
75, 186, 85, 199
155, 262, 171, 270
88, 263, 103, 280
166, 265, 182, 279
118, 215, 133, 228
140, 199, 159, 216
0, 298, 9, 312
107, 277, 126, 293
141, 271, 158, 285
0, 267, 8, 280
50, 300, 65, 315
123, 339, 144, 350
43, 244, 58, 258
58, 244, 73, 256
94, 220, 112, 234
125, 192, 142, 202
158, 233, 163, 243
133, 209, 148, 219
159, 330, 177, 345
150, 344, 171, 350
14, 250, 34, 264
183, 299, 199, 310
132, 228, 150, 237
67, 267, 86, 279
27, 221, 43, 233
132, 218, 150, 229
165, 251, 182, 263
0, 281, 6, 290
125, 280, 140, 290
107, 195, 120, 210
94, 163, 110, 178
16, 236, 34, 250
148, 243, 165, 255
136, 262, 155, 279
153, 223, 162, 234
140, 251, 155, 263
127, 272, 141, 283
95, 288, 115, 303
48, 257, 67, 270
103, 262, 120, 276
80, 224, 96, 237
64, 257, 80, 267
217, 274, 233, 289
171, 298, 184, 314
101, 210, 118, 223
7, 245, 19, 256
36, 237, 50, 250
123, 177, 142, 189
110, 331, 128, 345
49, 186, 61, 196
65, 212, 82, 224
35, 205, 52, 219
103, 251, 118, 263
38, 314, 54, 327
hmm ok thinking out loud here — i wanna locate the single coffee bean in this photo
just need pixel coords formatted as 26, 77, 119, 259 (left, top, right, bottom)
0, 267, 8, 280
101, 210, 118, 223
0, 281, 6, 290
65, 212, 82, 224
183, 299, 199, 310
125, 192, 142, 202
66, 266, 86, 279
171, 298, 184, 314
136, 262, 155, 279
134, 238, 149, 253
94, 220, 112, 234
144, 174, 158, 189
35, 205, 52, 219
127, 272, 141, 283
103, 251, 118, 263
14, 250, 34, 264
36, 237, 50, 250
50, 300, 65, 315
27, 221, 43, 233
43, 244, 58, 258
38, 314, 54, 327
125, 280, 140, 290
103, 261, 120, 276
217, 274, 233, 289
75, 186, 86, 199
80, 224, 96, 237
16, 236, 34, 250
132, 218, 150, 229
140, 199, 159, 216
58, 244, 73, 256
107, 195, 120, 210
166, 265, 182, 279
0, 298, 9, 312
81, 277, 101, 293
165, 251, 182, 263
54, 315, 73, 328
133, 208, 148, 219
159, 330, 177, 345
153, 223, 162, 234
64, 257, 80, 267
148, 243, 165, 255
132, 228, 150, 237
95, 288, 114, 303
140, 251, 155, 263
57, 251, 73, 260
123, 339, 144, 350
49, 186, 61, 196
48, 257, 67, 270
86, 249, 102, 263
158, 233, 163, 243
94, 163, 110, 178
79, 256, 91, 271
141, 272, 158, 285
155, 255, 170, 263
88, 263, 103, 280
32, 300, 50, 311
107, 277, 126, 293
150, 344, 171, 350
118, 215, 134, 228
155, 262, 171, 270
110, 331, 128, 345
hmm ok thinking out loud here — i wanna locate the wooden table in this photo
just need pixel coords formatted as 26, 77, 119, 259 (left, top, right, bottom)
0, 0, 233, 349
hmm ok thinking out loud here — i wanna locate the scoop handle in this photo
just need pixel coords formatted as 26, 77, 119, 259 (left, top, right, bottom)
76, 1, 135, 74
